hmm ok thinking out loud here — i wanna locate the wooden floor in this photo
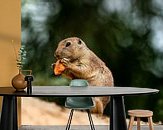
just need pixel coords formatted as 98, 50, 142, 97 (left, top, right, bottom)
20, 125, 163, 130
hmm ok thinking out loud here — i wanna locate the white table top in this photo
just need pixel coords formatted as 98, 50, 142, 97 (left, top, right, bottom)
0, 86, 159, 97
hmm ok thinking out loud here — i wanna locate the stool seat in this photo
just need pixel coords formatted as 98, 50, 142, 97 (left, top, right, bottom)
128, 109, 153, 117
128, 109, 154, 130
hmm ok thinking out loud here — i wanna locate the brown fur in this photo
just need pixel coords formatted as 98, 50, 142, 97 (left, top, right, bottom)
55, 37, 114, 115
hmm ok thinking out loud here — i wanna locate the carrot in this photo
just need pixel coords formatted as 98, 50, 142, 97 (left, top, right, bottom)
54, 60, 66, 75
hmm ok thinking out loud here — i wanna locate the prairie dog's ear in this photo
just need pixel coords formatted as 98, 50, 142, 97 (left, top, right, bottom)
78, 39, 82, 45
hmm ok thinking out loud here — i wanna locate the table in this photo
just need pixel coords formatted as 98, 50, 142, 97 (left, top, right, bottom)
0, 86, 159, 130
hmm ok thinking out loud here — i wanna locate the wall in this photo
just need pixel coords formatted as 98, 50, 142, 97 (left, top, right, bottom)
0, 0, 21, 125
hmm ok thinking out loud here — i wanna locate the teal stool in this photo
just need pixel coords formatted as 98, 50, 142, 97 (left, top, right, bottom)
65, 79, 95, 130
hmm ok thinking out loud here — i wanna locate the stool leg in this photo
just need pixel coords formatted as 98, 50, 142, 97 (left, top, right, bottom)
148, 117, 154, 130
137, 117, 141, 130
128, 116, 134, 130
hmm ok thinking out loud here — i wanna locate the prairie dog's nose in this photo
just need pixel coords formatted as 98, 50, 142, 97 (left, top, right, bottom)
55, 50, 60, 59
55, 53, 59, 58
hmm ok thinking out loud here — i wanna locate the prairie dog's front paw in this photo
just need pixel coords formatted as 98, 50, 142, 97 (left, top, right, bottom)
60, 58, 70, 67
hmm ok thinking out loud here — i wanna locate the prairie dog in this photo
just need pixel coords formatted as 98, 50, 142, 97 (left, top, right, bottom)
55, 37, 114, 114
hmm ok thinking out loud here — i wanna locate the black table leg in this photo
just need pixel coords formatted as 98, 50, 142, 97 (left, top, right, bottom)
110, 96, 127, 130
0, 96, 18, 130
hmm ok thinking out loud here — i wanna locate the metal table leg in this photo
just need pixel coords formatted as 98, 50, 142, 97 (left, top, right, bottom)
0, 96, 18, 130
110, 96, 127, 130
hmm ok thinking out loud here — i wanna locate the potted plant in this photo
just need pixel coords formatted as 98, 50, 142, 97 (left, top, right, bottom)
11, 43, 32, 91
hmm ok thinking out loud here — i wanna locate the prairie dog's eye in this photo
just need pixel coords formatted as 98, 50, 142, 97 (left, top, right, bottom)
65, 42, 71, 47
78, 39, 82, 45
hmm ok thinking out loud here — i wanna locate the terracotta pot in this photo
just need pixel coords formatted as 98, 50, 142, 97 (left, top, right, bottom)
11, 72, 27, 91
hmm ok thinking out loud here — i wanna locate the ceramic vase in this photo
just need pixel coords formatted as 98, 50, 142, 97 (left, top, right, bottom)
11, 71, 27, 91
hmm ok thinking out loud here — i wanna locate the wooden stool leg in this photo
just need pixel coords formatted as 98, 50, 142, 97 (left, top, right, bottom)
128, 116, 134, 130
148, 117, 154, 130
137, 117, 141, 130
